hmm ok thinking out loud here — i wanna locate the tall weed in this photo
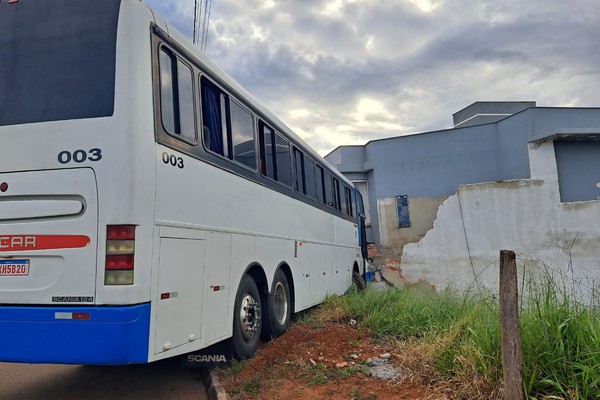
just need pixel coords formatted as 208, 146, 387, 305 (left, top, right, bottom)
326, 261, 600, 399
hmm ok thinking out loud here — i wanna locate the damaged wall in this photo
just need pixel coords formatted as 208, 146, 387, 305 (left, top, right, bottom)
400, 140, 600, 296
376, 196, 447, 255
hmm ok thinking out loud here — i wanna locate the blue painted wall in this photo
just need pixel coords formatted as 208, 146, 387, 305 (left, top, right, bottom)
555, 140, 600, 202
326, 106, 600, 246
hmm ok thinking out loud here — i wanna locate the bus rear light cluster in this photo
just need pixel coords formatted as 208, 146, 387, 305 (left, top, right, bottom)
104, 225, 135, 285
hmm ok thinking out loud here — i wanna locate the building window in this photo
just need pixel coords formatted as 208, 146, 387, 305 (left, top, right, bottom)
396, 195, 410, 228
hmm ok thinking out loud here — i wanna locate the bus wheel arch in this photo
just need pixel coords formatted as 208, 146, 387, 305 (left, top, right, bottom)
232, 265, 267, 360
261, 263, 293, 341
352, 262, 367, 291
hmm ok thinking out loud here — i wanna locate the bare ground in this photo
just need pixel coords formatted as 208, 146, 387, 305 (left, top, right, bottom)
217, 311, 494, 400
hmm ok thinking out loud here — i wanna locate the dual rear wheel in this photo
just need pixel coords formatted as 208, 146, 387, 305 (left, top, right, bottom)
232, 270, 291, 360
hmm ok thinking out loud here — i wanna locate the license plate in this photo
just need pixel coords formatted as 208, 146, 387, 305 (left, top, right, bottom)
0, 259, 30, 276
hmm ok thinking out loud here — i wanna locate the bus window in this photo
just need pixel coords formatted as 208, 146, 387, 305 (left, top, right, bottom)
304, 157, 317, 200
332, 178, 341, 211
159, 47, 196, 142
0, 0, 120, 127
259, 123, 276, 179
293, 148, 305, 193
201, 77, 228, 156
316, 165, 326, 204
275, 134, 292, 186
229, 100, 256, 169
324, 170, 333, 207
339, 183, 347, 214
344, 187, 353, 216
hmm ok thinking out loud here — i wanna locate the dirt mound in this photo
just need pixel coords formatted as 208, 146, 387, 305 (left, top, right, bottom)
218, 320, 434, 400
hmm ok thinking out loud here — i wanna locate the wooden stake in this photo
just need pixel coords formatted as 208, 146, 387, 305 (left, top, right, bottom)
499, 250, 525, 400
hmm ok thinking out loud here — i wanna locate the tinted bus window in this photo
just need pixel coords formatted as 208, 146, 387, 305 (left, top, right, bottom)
159, 48, 196, 142
304, 157, 317, 199
332, 178, 341, 211
344, 187, 353, 216
0, 0, 121, 126
201, 77, 228, 156
324, 171, 333, 207
275, 134, 292, 186
316, 165, 326, 204
259, 123, 276, 180
230, 100, 256, 169
293, 148, 305, 193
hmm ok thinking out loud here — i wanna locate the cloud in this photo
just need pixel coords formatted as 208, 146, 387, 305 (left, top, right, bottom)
146, 0, 600, 155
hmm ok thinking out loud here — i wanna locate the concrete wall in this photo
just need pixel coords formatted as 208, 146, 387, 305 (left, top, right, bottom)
400, 140, 600, 298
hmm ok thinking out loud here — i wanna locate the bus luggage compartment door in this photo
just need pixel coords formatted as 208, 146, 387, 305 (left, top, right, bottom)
155, 231, 206, 354
0, 168, 98, 305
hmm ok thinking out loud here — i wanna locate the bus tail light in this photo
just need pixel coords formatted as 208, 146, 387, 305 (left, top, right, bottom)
104, 225, 135, 285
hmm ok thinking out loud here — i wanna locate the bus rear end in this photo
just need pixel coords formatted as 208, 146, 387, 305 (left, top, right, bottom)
0, 0, 153, 364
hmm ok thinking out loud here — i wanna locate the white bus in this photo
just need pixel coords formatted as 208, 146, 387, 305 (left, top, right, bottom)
0, 0, 367, 365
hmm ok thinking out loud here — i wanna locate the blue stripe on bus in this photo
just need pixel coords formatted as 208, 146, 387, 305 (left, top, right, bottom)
0, 303, 150, 365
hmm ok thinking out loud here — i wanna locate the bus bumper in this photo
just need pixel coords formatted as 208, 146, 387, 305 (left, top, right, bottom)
0, 303, 150, 365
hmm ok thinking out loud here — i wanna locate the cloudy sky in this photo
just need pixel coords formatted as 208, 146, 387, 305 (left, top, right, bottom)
146, 0, 600, 155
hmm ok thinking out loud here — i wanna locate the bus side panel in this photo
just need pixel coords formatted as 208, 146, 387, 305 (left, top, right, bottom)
154, 229, 206, 355
202, 232, 232, 346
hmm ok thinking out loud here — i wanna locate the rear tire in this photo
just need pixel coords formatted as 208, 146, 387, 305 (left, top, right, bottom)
352, 270, 367, 291
232, 274, 262, 360
261, 269, 291, 341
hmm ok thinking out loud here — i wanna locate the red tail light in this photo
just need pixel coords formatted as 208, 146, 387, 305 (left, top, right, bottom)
105, 254, 134, 270
107, 225, 135, 240
105, 225, 135, 285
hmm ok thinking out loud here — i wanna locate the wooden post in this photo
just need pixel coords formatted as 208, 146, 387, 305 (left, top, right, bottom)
499, 250, 525, 400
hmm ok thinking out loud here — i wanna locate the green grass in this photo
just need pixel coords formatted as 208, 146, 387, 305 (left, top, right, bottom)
324, 263, 600, 399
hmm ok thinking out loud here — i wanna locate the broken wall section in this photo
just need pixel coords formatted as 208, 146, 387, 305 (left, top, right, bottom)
376, 196, 447, 256
400, 140, 600, 298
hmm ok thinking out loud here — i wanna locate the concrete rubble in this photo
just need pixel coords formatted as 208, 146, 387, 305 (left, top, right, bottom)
366, 355, 403, 381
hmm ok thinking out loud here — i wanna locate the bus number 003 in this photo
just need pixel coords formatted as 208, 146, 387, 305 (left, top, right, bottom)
58, 149, 103, 164
162, 152, 184, 169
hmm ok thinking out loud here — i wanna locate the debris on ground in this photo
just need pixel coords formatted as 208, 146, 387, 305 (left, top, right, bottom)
367, 355, 404, 381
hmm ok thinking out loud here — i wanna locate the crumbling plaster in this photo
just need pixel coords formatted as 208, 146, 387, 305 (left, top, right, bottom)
377, 196, 447, 254
399, 140, 600, 295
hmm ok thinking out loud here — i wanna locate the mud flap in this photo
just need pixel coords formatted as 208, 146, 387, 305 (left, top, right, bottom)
182, 338, 232, 368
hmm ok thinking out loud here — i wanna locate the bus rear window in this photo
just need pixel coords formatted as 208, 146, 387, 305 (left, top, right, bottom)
0, 0, 121, 127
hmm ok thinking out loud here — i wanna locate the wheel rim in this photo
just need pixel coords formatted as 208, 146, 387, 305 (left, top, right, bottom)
239, 292, 259, 342
273, 282, 288, 325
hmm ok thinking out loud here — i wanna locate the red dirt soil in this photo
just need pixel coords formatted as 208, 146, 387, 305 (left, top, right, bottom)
218, 320, 438, 400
